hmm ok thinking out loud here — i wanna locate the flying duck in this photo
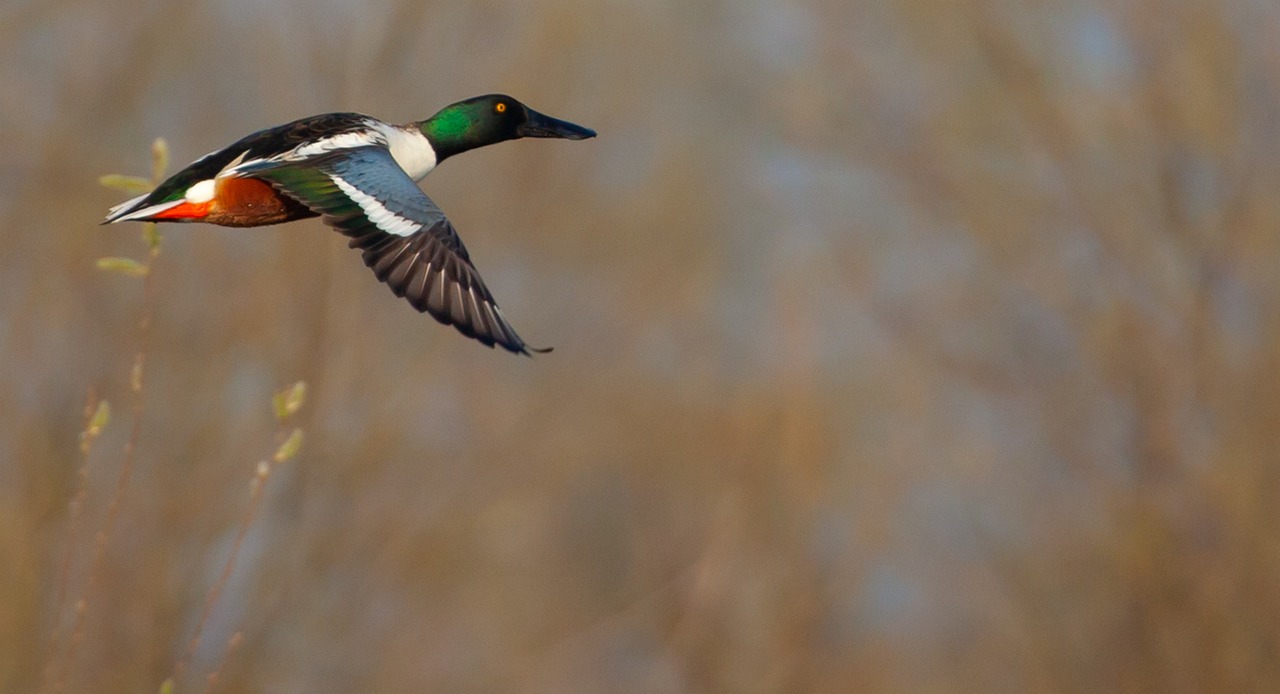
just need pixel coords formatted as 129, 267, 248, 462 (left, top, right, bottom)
103, 94, 596, 355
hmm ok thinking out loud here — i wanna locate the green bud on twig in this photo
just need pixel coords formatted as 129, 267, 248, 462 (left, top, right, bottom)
144, 222, 162, 251
273, 428, 304, 463
272, 381, 307, 422
96, 257, 148, 277
86, 400, 110, 437
151, 138, 169, 184
79, 400, 111, 453
98, 174, 154, 195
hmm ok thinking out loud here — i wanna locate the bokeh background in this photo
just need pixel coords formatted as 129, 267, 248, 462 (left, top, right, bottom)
4, 0, 1280, 691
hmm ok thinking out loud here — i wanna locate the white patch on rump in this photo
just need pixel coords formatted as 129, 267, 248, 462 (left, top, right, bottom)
185, 179, 217, 203
329, 174, 421, 237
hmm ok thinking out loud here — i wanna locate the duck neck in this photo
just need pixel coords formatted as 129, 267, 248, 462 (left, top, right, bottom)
418, 110, 485, 163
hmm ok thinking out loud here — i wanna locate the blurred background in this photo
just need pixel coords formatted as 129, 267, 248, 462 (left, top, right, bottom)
3, 0, 1280, 691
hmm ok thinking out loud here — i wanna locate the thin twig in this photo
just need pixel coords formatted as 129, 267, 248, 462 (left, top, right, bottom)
171, 461, 271, 685
53, 236, 161, 694
171, 384, 305, 691
200, 632, 245, 694
40, 392, 107, 692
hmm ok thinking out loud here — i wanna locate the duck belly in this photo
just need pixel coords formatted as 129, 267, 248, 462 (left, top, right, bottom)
201, 177, 315, 227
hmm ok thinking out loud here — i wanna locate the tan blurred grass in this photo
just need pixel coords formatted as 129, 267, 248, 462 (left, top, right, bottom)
3, 0, 1280, 691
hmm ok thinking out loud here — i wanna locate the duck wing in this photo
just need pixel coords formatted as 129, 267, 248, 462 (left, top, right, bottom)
242, 146, 548, 355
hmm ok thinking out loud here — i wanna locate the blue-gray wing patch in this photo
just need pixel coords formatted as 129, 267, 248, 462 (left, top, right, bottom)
246, 147, 547, 355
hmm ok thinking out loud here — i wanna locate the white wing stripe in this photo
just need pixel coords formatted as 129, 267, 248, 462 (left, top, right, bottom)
329, 174, 421, 237
288, 131, 382, 160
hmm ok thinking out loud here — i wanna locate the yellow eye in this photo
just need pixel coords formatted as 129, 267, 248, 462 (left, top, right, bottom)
495, 102, 507, 113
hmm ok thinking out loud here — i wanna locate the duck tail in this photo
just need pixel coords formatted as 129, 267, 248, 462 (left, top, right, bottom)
101, 195, 193, 224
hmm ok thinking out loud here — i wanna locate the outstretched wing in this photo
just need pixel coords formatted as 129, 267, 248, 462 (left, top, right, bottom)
245, 147, 548, 355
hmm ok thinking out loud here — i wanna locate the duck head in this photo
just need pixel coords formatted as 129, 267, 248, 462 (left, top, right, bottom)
420, 94, 596, 162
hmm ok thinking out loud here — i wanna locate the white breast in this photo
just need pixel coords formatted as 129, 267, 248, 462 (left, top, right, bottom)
378, 124, 438, 181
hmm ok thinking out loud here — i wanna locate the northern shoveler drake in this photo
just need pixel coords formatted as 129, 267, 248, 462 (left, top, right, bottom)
103, 94, 596, 355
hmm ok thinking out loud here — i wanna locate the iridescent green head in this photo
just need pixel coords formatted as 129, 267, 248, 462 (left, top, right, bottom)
419, 94, 596, 162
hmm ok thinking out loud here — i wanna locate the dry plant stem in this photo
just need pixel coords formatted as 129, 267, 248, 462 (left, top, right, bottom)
40, 392, 103, 691
170, 382, 304, 691
200, 632, 245, 694
170, 461, 273, 686
52, 238, 160, 694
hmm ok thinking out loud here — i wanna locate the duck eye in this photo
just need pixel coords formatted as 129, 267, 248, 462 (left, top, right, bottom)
495, 102, 507, 113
